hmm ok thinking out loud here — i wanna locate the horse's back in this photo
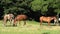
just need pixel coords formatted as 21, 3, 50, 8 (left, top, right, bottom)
16, 15, 27, 20
40, 16, 47, 20
40, 16, 51, 22
4, 14, 14, 20
4, 15, 9, 19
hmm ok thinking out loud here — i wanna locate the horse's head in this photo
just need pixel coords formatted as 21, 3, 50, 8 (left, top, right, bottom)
51, 16, 57, 22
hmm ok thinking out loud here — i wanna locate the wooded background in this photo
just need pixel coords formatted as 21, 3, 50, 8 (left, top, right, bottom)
0, 0, 60, 21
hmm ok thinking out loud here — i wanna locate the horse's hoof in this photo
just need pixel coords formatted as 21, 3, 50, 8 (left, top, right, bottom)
3, 24, 6, 27
13, 24, 17, 27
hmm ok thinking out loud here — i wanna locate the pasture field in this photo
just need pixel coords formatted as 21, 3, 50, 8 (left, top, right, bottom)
0, 20, 60, 34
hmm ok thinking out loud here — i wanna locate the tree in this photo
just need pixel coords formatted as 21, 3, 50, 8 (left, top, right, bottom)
1, 0, 33, 15
31, 0, 60, 15
30, 0, 49, 15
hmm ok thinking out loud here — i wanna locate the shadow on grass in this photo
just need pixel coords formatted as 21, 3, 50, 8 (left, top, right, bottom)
42, 23, 56, 26
5, 25, 17, 27
42, 32, 50, 34
50, 25, 56, 26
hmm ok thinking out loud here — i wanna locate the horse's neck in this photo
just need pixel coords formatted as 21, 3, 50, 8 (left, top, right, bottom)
51, 17, 54, 19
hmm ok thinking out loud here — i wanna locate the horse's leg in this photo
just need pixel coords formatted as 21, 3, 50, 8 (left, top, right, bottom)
18, 20, 21, 26
53, 19, 57, 25
11, 19, 14, 25
13, 19, 17, 26
23, 20, 26, 26
48, 21, 50, 26
40, 20, 43, 29
54, 21, 56, 25
3, 19, 7, 26
9, 19, 12, 25
40, 20, 42, 26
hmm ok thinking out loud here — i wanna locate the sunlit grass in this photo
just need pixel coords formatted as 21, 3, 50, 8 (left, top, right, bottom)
0, 20, 60, 34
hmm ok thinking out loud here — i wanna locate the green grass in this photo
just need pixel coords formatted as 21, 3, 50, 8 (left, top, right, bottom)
0, 20, 60, 34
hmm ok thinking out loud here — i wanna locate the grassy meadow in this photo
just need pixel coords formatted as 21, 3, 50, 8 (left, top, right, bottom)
0, 20, 60, 34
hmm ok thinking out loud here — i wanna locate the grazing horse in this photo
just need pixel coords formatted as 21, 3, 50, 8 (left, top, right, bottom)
39, 16, 57, 26
3, 14, 14, 26
13, 14, 27, 26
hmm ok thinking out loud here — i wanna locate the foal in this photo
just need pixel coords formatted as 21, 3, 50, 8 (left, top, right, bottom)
3, 14, 14, 26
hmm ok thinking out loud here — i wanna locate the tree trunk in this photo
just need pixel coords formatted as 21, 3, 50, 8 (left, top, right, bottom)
56, 12, 59, 25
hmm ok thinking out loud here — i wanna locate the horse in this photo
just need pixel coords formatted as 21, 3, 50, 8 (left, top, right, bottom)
3, 14, 14, 26
39, 16, 57, 26
13, 14, 27, 26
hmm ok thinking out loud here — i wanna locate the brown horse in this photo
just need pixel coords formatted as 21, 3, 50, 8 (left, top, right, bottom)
13, 14, 27, 26
39, 16, 57, 26
3, 14, 14, 26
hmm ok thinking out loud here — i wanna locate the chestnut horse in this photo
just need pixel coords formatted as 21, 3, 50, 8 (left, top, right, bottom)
3, 14, 14, 26
39, 16, 57, 26
13, 14, 27, 26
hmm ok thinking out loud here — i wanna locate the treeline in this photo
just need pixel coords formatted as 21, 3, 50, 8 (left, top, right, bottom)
0, 0, 60, 21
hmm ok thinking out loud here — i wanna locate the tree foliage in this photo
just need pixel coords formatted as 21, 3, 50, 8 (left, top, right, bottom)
0, 0, 33, 14
31, 0, 60, 15
0, 0, 60, 15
